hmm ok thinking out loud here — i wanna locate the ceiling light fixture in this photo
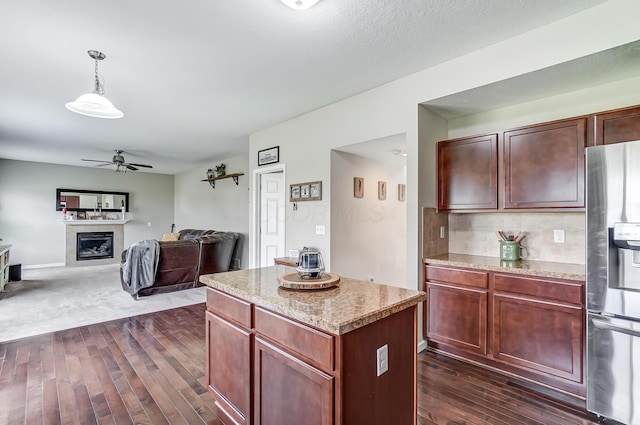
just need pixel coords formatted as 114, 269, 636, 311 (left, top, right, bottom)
65, 50, 124, 119
280, 0, 320, 10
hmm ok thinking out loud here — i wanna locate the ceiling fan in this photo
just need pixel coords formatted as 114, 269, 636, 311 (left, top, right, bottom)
81, 150, 153, 172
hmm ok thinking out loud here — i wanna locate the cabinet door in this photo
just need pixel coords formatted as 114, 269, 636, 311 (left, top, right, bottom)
492, 294, 583, 384
426, 282, 487, 355
254, 337, 334, 425
594, 104, 640, 145
503, 118, 586, 209
206, 311, 252, 425
437, 134, 498, 211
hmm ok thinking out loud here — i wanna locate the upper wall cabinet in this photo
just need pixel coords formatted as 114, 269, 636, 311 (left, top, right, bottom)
437, 134, 498, 211
503, 117, 586, 209
437, 117, 586, 212
594, 104, 640, 145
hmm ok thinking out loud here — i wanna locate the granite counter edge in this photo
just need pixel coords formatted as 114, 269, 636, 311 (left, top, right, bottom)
201, 279, 425, 335
423, 257, 585, 281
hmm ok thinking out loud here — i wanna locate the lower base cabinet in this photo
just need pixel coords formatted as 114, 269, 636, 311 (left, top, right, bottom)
426, 283, 487, 355
206, 311, 251, 424
425, 264, 585, 398
206, 287, 418, 425
492, 294, 583, 384
255, 337, 334, 425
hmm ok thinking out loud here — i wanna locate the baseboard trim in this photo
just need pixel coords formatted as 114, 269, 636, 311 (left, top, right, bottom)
23, 263, 65, 270
417, 339, 427, 353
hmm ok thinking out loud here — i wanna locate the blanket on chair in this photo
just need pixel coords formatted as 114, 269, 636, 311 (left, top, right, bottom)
121, 239, 160, 296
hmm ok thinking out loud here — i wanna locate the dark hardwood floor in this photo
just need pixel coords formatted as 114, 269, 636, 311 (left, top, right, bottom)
0, 303, 602, 425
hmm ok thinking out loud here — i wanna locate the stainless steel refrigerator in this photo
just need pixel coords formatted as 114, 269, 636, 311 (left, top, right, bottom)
587, 140, 640, 424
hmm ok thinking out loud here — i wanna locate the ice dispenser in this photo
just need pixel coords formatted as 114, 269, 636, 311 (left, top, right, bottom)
610, 222, 640, 290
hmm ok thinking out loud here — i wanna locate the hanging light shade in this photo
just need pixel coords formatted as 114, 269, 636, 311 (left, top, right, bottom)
280, 0, 320, 10
65, 50, 123, 119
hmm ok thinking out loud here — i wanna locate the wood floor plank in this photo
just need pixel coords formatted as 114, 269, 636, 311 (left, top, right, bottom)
0, 302, 604, 425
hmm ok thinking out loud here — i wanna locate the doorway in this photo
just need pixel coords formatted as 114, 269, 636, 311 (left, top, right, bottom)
251, 164, 286, 267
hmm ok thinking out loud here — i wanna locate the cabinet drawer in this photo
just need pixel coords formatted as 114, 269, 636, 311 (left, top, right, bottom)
493, 274, 584, 306
206, 287, 252, 328
254, 307, 334, 372
425, 265, 488, 289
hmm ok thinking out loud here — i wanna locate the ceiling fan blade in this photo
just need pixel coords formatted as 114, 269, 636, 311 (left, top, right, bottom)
126, 163, 153, 168
81, 159, 111, 163
94, 163, 112, 168
125, 164, 139, 171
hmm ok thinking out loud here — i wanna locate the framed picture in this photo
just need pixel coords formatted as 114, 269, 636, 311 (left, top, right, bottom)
258, 146, 279, 166
301, 184, 310, 199
310, 181, 322, 200
398, 184, 406, 201
290, 181, 322, 202
378, 181, 387, 200
354, 177, 364, 198
77, 211, 86, 219
290, 185, 301, 201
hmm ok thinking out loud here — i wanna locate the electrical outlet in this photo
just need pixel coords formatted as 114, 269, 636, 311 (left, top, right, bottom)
376, 344, 388, 376
147, 222, 152, 227
315, 224, 326, 235
289, 249, 299, 258
554, 229, 565, 244
439, 226, 446, 239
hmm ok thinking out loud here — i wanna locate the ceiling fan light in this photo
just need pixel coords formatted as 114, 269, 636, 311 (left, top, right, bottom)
280, 0, 320, 10
66, 93, 124, 119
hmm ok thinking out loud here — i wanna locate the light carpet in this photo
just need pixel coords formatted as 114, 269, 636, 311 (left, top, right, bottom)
0, 263, 206, 342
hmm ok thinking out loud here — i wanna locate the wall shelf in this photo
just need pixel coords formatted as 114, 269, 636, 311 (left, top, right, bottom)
201, 172, 244, 189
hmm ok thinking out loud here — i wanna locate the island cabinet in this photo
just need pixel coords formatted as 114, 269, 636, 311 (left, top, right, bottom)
424, 263, 585, 398
202, 267, 425, 425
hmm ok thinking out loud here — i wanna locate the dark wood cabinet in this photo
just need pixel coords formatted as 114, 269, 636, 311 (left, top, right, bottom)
426, 283, 487, 355
206, 311, 252, 425
436, 118, 586, 211
424, 263, 585, 398
437, 134, 498, 211
503, 117, 586, 209
594, 104, 640, 145
254, 337, 334, 425
206, 286, 419, 425
492, 295, 582, 383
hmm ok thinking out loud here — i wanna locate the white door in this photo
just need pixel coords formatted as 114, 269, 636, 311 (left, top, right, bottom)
259, 171, 285, 266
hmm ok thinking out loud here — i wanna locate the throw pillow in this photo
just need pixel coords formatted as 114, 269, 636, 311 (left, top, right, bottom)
161, 232, 180, 242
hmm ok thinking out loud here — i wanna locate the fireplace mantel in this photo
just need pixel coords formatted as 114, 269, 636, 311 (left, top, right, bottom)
61, 219, 130, 226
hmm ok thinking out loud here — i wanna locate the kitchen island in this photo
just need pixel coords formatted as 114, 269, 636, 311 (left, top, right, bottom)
200, 266, 426, 425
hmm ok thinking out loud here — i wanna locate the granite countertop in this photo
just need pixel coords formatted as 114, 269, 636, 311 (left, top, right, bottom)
424, 253, 585, 281
200, 266, 426, 335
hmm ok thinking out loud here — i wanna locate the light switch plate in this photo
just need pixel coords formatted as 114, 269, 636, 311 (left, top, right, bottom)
554, 229, 565, 244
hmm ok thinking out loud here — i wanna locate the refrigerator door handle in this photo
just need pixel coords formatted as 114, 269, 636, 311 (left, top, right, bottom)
592, 317, 640, 338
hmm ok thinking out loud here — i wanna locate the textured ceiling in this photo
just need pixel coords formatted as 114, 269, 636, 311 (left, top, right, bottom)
0, 0, 609, 174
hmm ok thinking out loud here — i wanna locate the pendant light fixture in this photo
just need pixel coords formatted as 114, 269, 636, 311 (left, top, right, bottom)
280, 0, 320, 10
66, 50, 124, 119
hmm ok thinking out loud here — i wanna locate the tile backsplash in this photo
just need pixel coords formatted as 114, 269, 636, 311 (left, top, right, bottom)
448, 212, 585, 264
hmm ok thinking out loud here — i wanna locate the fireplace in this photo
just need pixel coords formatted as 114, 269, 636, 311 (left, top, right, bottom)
76, 232, 114, 261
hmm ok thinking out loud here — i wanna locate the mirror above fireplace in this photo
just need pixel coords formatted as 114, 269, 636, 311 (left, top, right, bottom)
56, 188, 129, 212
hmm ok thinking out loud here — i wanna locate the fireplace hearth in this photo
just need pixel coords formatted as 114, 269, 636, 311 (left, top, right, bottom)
76, 232, 114, 261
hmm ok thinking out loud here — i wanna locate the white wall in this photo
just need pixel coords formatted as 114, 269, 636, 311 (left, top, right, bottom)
173, 154, 250, 269
249, 0, 640, 291
330, 151, 406, 286
0, 159, 174, 266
